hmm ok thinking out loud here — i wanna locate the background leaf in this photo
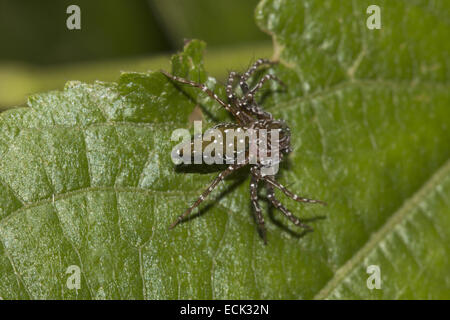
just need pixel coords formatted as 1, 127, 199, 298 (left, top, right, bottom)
0, 0, 272, 110
0, 0, 449, 299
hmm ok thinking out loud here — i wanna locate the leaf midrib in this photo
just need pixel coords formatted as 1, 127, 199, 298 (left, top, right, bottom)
314, 158, 450, 299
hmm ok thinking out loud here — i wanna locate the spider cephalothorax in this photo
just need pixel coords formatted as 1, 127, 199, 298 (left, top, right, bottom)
162, 59, 326, 243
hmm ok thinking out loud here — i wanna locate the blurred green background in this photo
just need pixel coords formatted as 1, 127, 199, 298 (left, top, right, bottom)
0, 0, 272, 110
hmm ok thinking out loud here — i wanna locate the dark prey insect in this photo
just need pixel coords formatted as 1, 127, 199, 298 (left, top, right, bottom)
161, 59, 326, 243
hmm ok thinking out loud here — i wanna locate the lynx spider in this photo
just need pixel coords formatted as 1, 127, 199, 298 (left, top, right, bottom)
162, 59, 326, 243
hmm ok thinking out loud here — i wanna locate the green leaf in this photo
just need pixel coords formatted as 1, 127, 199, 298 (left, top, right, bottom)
0, 41, 273, 111
149, 0, 268, 47
0, 0, 449, 300
315, 160, 450, 299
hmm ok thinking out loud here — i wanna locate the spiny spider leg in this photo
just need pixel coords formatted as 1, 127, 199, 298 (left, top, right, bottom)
240, 58, 276, 83
226, 71, 242, 101
266, 184, 312, 230
244, 74, 286, 101
239, 60, 281, 119
161, 70, 246, 124
264, 176, 327, 206
250, 174, 267, 244
226, 71, 270, 120
237, 59, 274, 100
169, 164, 245, 229
237, 59, 275, 97
226, 71, 262, 118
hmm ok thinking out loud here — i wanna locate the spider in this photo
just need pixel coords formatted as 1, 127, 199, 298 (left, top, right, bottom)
162, 59, 326, 243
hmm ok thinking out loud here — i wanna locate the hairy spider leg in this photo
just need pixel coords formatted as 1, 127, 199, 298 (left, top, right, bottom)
169, 164, 245, 229
250, 174, 267, 244
161, 70, 247, 124
264, 176, 327, 205
228, 77, 272, 120
239, 59, 280, 120
225, 71, 255, 122
240, 58, 276, 83
239, 58, 280, 98
246, 74, 286, 99
265, 183, 313, 230
226, 71, 242, 101
240, 74, 286, 120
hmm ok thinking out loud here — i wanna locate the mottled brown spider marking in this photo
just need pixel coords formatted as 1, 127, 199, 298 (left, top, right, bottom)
162, 59, 326, 243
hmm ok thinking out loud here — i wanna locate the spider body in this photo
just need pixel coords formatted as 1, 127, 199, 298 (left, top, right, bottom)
162, 59, 326, 243
176, 120, 291, 166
